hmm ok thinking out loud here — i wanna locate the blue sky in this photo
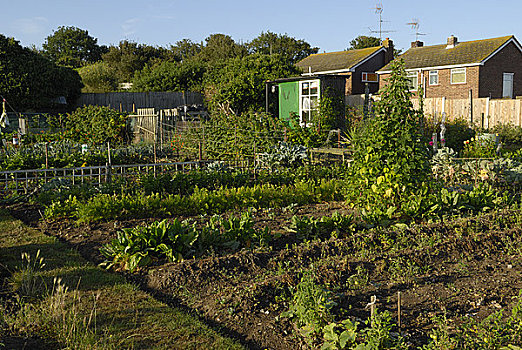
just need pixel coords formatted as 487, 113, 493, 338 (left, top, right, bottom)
2, 0, 521, 53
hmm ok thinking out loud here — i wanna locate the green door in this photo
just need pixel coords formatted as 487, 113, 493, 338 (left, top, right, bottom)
278, 81, 299, 123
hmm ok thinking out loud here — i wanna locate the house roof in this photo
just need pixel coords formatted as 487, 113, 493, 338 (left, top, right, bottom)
296, 46, 385, 74
378, 35, 520, 73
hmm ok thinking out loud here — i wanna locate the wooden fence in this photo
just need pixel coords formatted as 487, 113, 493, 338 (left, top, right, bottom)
412, 97, 522, 128
74, 91, 204, 112
127, 108, 205, 144
346, 94, 522, 127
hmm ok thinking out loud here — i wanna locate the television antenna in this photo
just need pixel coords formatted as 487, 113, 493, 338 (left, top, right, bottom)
406, 18, 427, 42
368, 3, 395, 41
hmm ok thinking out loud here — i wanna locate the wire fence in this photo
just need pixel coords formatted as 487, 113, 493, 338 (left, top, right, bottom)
0, 161, 207, 196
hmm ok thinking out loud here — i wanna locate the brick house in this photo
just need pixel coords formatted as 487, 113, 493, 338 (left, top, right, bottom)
377, 35, 522, 99
297, 38, 394, 95
266, 39, 394, 125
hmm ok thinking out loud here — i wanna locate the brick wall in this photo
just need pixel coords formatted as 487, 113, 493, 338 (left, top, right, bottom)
379, 66, 480, 99
423, 66, 480, 99
479, 41, 522, 98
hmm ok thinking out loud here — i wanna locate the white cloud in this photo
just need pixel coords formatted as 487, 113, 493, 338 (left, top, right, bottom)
121, 18, 141, 36
13, 17, 48, 35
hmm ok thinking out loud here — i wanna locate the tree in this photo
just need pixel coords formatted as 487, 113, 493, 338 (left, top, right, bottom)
170, 39, 202, 62
203, 53, 300, 115
0, 34, 82, 110
248, 31, 319, 63
197, 34, 247, 62
132, 59, 206, 92
102, 40, 171, 82
42, 26, 104, 68
78, 62, 119, 93
348, 36, 381, 50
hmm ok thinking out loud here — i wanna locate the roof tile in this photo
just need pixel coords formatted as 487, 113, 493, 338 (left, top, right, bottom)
378, 36, 514, 72
296, 46, 383, 73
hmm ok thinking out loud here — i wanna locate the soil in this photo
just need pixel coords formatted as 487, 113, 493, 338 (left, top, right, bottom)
6, 202, 522, 349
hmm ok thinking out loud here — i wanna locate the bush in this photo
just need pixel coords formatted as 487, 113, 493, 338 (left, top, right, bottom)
423, 116, 474, 155
61, 105, 128, 144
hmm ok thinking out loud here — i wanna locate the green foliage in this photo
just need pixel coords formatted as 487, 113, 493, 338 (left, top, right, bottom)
347, 36, 381, 50
423, 116, 474, 154
281, 271, 336, 338
100, 213, 271, 271
322, 310, 406, 350
461, 135, 497, 158
61, 105, 128, 144
169, 39, 202, 61
181, 111, 284, 159
132, 59, 206, 92
346, 59, 431, 221
247, 31, 319, 63
78, 62, 118, 92
100, 219, 198, 272
287, 212, 356, 241
42, 26, 104, 68
424, 294, 522, 349
0, 34, 82, 110
258, 142, 308, 169
203, 53, 300, 115
101, 40, 171, 82
197, 34, 247, 62
492, 123, 522, 150
317, 89, 346, 131
45, 180, 341, 223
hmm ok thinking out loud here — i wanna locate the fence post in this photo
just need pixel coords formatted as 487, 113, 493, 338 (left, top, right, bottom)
153, 142, 157, 178
45, 142, 49, 169
105, 163, 112, 183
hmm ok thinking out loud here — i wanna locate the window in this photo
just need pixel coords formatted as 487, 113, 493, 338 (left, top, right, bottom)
503, 73, 514, 98
406, 72, 418, 91
299, 80, 319, 126
429, 70, 439, 85
451, 68, 466, 84
362, 72, 379, 83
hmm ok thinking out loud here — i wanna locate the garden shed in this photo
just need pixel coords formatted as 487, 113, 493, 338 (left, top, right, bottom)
266, 75, 346, 126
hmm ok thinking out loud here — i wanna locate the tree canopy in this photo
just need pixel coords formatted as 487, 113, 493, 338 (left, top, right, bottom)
197, 34, 247, 62
102, 40, 173, 82
0, 34, 82, 110
247, 31, 318, 63
42, 26, 105, 68
203, 53, 300, 115
348, 35, 381, 50
132, 59, 206, 92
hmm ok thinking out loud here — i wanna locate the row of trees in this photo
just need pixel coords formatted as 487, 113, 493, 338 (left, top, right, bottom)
38, 27, 382, 115
3, 25, 383, 114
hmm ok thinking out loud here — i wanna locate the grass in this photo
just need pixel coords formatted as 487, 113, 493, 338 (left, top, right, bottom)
0, 209, 244, 349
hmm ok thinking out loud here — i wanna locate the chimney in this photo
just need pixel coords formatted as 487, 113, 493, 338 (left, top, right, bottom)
382, 38, 394, 64
411, 41, 424, 48
446, 35, 458, 49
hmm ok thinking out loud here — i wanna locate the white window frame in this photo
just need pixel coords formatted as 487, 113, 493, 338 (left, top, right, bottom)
299, 79, 320, 127
406, 71, 418, 91
429, 70, 439, 86
503, 72, 514, 98
451, 68, 466, 84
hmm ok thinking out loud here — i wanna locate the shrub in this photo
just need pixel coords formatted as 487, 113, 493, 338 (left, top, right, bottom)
61, 105, 128, 144
346, 59, 431, 222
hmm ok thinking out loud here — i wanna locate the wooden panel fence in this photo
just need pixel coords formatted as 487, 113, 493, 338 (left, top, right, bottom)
346, 94, 522, 128
74, 91, 204, 112
413, 97, 522, 128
